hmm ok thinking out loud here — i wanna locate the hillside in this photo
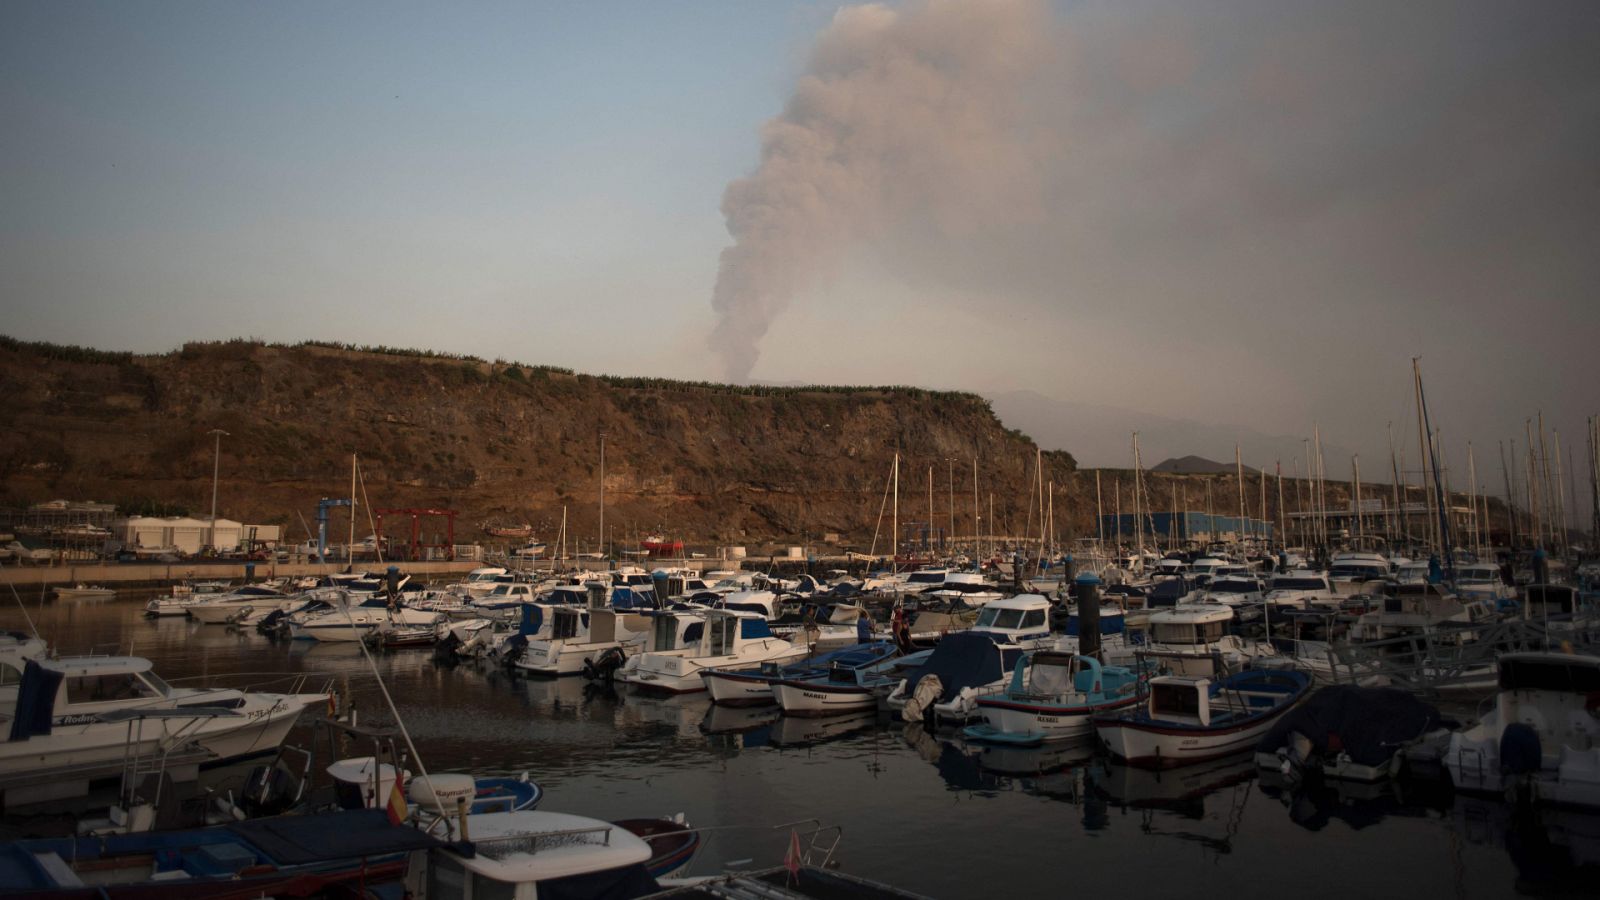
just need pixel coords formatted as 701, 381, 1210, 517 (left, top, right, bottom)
0, 338, 1079, 549
1150, 456, 1259, 475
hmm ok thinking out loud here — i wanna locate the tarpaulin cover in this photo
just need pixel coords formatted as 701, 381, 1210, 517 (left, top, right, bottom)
906, 632, 1017, 703
8, 660, 61, 741
228, 809, 445, 864
1255, 685, 1443, 767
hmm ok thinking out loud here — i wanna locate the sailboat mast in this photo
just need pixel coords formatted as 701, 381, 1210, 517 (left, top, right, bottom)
1467, 443, 1480, 556
1235, 445, 1246, 551
1133, 434, 1145, 561
972, 456, 980, 562
1553, 431, 1568, 555
349, 453, 357, 566
1352, 455, 1363, 546
1389, 423, 1403, 547
1411, 361, 1435, 557
892, 451, 899, 571
598, 431, 606, 560
1095, 469, 1105, 548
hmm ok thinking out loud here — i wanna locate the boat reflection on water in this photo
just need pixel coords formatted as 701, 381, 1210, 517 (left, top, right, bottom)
967, 737, 1096, 778
701, 703, 780, 737
612, 690, 709, 738
1089, 752, 1256, 815
1255, 769, 1445, 832
769, 710, 879, 747
1453, 794, 1600, 895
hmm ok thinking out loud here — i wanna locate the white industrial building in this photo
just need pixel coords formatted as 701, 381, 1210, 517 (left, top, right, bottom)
113, 517, 281, 555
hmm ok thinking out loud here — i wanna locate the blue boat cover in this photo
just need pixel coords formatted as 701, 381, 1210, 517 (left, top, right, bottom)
8, 660, 61, 741
228, 809, 446, 865
739, 618, 774, 639
906, 632, 1018, 702
520, 604, 544, 635
1254, 685, 1444, 767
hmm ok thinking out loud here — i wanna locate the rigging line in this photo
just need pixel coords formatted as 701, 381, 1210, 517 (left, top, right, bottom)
341, 591, 452, 827
2, 564, 40, 641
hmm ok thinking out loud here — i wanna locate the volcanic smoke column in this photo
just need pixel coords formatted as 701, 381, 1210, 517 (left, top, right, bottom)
708, 0, 1049, 383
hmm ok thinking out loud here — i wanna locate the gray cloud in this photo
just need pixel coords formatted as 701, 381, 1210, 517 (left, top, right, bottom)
710, 0, 1600, 446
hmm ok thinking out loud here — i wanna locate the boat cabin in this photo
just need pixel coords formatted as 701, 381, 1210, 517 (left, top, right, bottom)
1523, 584, 1584, 620
409, 811, 655, 900
583, 583, 659, 612
718, 590, 783, 621
698, 610, 776, 658
643, 611, 707, 654
971, 594, 1051, 643
12, 657, 185, 729
1148, 604, 1234, 646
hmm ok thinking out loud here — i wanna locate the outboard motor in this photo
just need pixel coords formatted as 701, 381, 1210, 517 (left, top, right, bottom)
256, 609, 288, 637
499, 634, 529, 667
583, 646, 628, 682
239, 764, 300, 817
433, 631, 463, 664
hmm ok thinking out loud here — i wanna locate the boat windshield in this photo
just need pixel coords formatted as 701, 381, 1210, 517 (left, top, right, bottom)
1153, 621, 1226, 645
977, 607, 1026, 630
908, 572, 945, 584
141, 671, 174, 697
1272, 578, 1327, 591
1330, 565, 1386, 579
468, 572, 500, 583
1208, 580, 1258, 594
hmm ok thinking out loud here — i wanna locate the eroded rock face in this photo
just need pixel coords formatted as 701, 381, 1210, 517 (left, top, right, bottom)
0, 339, 1076, 546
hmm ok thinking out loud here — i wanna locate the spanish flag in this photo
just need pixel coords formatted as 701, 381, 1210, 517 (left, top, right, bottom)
385, 771, 407, 825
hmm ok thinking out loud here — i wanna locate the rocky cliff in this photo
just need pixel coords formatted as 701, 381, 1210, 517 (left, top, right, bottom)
0, 337, 1080, 551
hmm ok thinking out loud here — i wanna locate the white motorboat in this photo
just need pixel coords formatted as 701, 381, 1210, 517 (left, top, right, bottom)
617, 609, 806, 694
1130, 603, 1276, 676
514, 585, 665, 676
966, 593, 1055, 649
1454, 563, 1516, 607
53, 584, 116, 600
920, 572, 1004, 608
1328, 552, 1393, 599
0, 655, 327, 781
287, 596, 443, 642
1263, 571, 1337, 610
1442, 653, 1600, 808
185, 584, 294, 624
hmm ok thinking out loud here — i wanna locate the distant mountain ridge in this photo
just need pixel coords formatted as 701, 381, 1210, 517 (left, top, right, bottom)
1150, 456, 1260, 475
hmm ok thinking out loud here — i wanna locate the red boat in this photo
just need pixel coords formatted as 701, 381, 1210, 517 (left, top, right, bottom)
642, 535, 684, 558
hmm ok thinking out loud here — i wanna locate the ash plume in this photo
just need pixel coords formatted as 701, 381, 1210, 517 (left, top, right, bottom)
708, 0, 1051, 383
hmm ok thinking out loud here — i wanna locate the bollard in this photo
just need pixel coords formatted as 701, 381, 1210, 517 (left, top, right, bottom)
1075, 571, 1104, 661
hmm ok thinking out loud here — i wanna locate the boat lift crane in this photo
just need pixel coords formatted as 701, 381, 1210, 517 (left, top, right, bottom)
315, 498, 354, 562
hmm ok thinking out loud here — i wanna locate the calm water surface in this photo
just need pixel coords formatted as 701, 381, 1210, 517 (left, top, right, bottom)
5, 591, 1596, 898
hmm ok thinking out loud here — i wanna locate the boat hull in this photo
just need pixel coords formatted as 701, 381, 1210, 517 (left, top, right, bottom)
701, 669, 780, 706
970, 694, 1143, 745
1095, 698, 1302, 769
771, 680, 879, 716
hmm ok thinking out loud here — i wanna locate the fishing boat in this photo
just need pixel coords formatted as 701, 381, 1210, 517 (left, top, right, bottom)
1093, 668, 1312, 768
963, 652, 1144, 746
287, 594, 444, 642
617, 609, 806, 694
1441, 652, 1600, 809
700, 641, 896, 706
1254, 685, 1446, 783
326, 758, 543, 815
614, 817, 700, 878
771, 648, 931, 717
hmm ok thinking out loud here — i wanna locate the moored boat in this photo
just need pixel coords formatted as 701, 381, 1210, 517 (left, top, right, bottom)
1093, 668, 1312, 768
964, 652, 1144, 746
701, 641, 897, 706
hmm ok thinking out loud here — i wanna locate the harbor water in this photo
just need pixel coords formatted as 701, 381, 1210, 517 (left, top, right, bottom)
4, 591, 1595, 898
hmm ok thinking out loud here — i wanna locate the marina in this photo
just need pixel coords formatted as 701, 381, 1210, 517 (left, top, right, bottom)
2, 582, 1597, 897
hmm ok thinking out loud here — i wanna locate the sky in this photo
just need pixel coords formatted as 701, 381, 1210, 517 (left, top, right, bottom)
3, 1, 1598, 516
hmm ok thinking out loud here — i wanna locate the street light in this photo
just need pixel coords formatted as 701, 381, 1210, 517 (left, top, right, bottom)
208, 429, 228, 552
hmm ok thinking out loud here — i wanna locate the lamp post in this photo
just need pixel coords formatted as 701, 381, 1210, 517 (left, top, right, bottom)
208, 429, 228, 552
